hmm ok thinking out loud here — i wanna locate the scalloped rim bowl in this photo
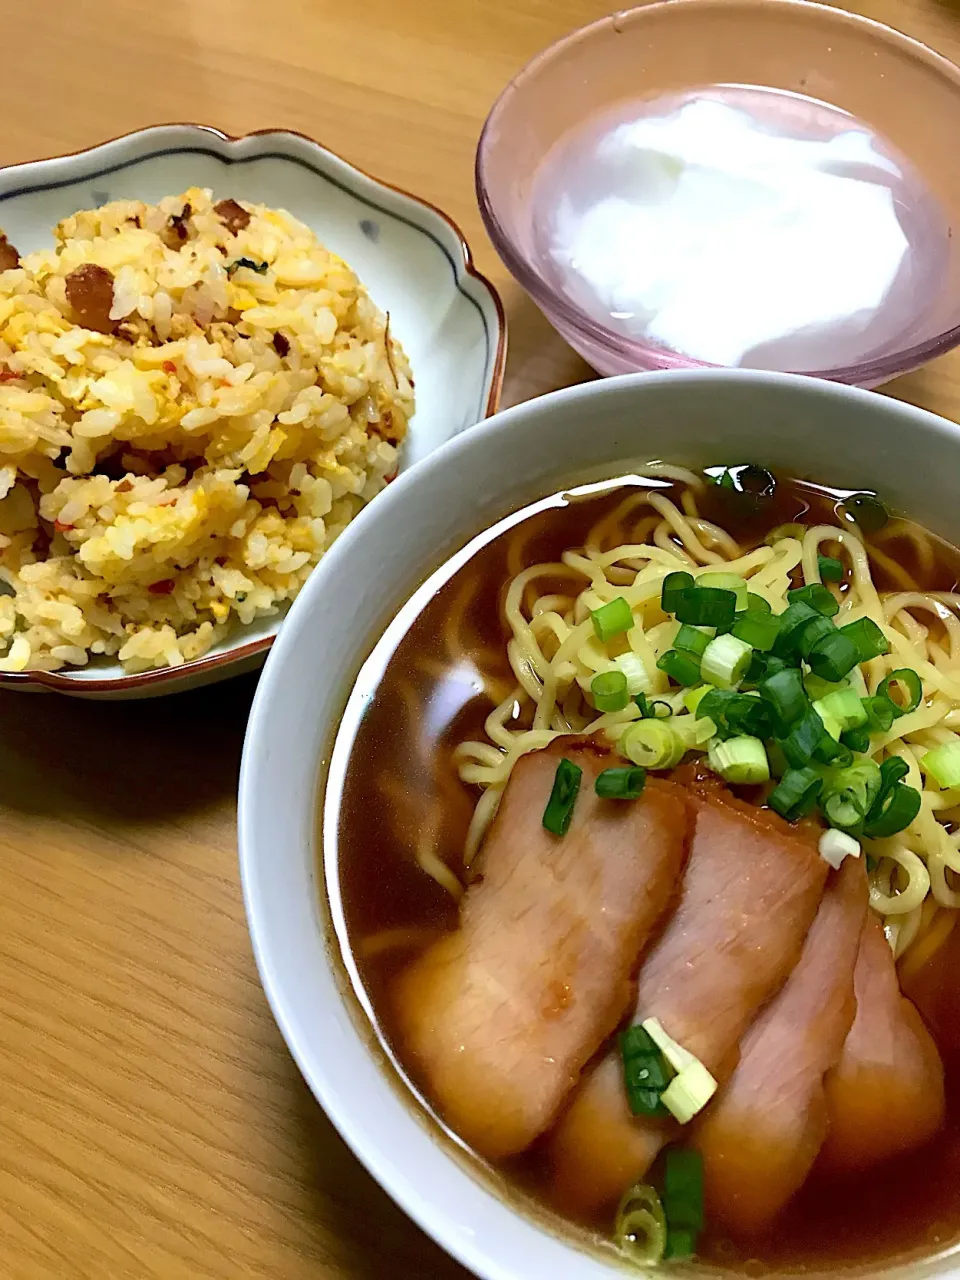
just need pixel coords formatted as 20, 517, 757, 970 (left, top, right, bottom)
476, 0, 960, 385
240, 370, 960, 1280
0, 124, 505, 698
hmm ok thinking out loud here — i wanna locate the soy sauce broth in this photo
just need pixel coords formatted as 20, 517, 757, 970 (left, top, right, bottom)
335, 471, 960, 1272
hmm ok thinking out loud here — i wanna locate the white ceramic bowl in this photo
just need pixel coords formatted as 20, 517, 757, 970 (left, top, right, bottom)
240, 370, 957, 1280
0, 124, 505, 698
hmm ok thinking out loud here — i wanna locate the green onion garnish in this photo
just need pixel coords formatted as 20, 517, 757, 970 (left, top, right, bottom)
622, 720, 686, 770
813, 736, 853, 769
700, 633, 753, 690
697, 571, 748, 611
657, 649, 702, 687
864, 780, 921, 838
635, 692, 672, 719
745, 651, 789, 687
595, 766, 647, 800
661, 571, 694, 614
759, 666, 807, 735
813, 687, 867, 736
843, 492, 889, 534
732, 610, 781, 652
841, 725, 871, 754
780, 706, 828, 769
674, 624, 712, 658
707, 735, 770, 785
797, 615, 836, 660
591, 670, 629, 712
674, 586, 738, 631
662, 1148, 704, 1260
818, 555, 844, 582
591, 596, 633, 642
821, 759, 882, 832
788, 583, 840, 618
878, 668, 923, 717
769, 766, 822, 820
620, 1025, 672, 1116
839, 617, 890, 662
746, 592, 772, 613
772, 600, 820, 657
922, 741, 960, 789
823, 789, 866, 831
614, 1184, 667, 1267
700, 689, 771, 739
806, 629, 860, 683
862, 694, 896, 733
541, 758, 582, 836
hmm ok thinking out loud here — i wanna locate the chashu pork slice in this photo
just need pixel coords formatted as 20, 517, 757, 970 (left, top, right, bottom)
694, 856, 868, 1234
549, 776, 828, 1215
819, 912, 945, 1173
392, 743, 692, 1160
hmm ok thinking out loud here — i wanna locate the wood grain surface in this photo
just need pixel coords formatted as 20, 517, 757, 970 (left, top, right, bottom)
2, 1, 960, 1276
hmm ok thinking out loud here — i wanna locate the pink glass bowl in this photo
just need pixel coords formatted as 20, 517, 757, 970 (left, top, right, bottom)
476, 0, 960, 386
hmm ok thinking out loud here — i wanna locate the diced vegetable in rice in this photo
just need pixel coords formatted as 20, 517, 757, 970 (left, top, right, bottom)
0, 187, 413, 673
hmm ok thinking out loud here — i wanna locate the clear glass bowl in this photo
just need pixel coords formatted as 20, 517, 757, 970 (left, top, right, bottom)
476, 0, 960, 386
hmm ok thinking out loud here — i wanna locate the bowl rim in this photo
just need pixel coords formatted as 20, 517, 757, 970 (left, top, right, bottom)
0, 122, 507, 694
238, 367, 960, 1280
476, 0, 960, 384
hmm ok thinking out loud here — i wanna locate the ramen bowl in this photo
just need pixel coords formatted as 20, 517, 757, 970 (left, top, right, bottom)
0, 124, 505, 698
477, 0, 960, 384
239, 370, 960, 1279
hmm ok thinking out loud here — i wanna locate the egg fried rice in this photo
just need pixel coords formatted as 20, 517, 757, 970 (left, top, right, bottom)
0, 187, 413, 673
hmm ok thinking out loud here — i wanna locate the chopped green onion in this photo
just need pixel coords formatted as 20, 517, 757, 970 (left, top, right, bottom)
745, 592, 772, 614
700, 633, 753, 689
591, 596, 633, 642
839, 616, 890, 662
864, 781, 921, 838
591, 669, 629, 712
672, 713, 718, 748
661, 1061, 719, 1125
769, 766, 822, 820
797, 615, 837, 660
665, 1228, 698, 1261
675, 624, 712, 657
621, 720, 686, 770
683, 684, 711, 715
814, 687, 868, 736
708, 735, 770, 785
819, 829, 861, 868
732, 610, 781, 651
541, 758, 582, 836
701, 689, 771, 738
788, 583, 840, 617
620, 1024, 673, 1116
779, 706, 828, 768
657, 649, 702, 687
841, 725, 871, 754
823, 789, 866, 831
862, 694, 896, 733
813, 736, 853, 769
635, 692, 672, 719
879, 756, 910, 788
697, 571, 748, 611
596, 766, 646, 800
612, 651, 652, 696
878, 668, 923, 717
614, 1183, 667, 1267
818, 555, 844, 582
765, 522, 806, 544
661, 571, 694, 614
843, 492, 888, 534
922, 741, 960, 789
806, 629, 860, 682
674, 586, 738, 631
662, 1148, 705, 1243
772, 600, 820, 657
804, 671, 845, 700
759, 666, 807, 734
745, 651, 789, 686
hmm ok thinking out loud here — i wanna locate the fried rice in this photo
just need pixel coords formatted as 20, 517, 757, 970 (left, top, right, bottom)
0, 187, 413, 674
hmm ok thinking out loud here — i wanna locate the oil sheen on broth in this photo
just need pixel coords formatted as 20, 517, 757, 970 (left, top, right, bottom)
531, 86, 949, 370
336, 474, 960, 1271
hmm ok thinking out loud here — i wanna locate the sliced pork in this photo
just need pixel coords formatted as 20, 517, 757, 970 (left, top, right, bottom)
549, 776, 828, 1215
392, 743, 691, 1160
819, 913, 945, 1173
694, 856, 867, 1234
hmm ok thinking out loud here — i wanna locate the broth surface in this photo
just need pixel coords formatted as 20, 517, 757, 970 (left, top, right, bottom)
336, 473, 960, 1271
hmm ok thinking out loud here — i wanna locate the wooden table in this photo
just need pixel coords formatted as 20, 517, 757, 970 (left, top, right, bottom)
3, 1, 960, 1275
